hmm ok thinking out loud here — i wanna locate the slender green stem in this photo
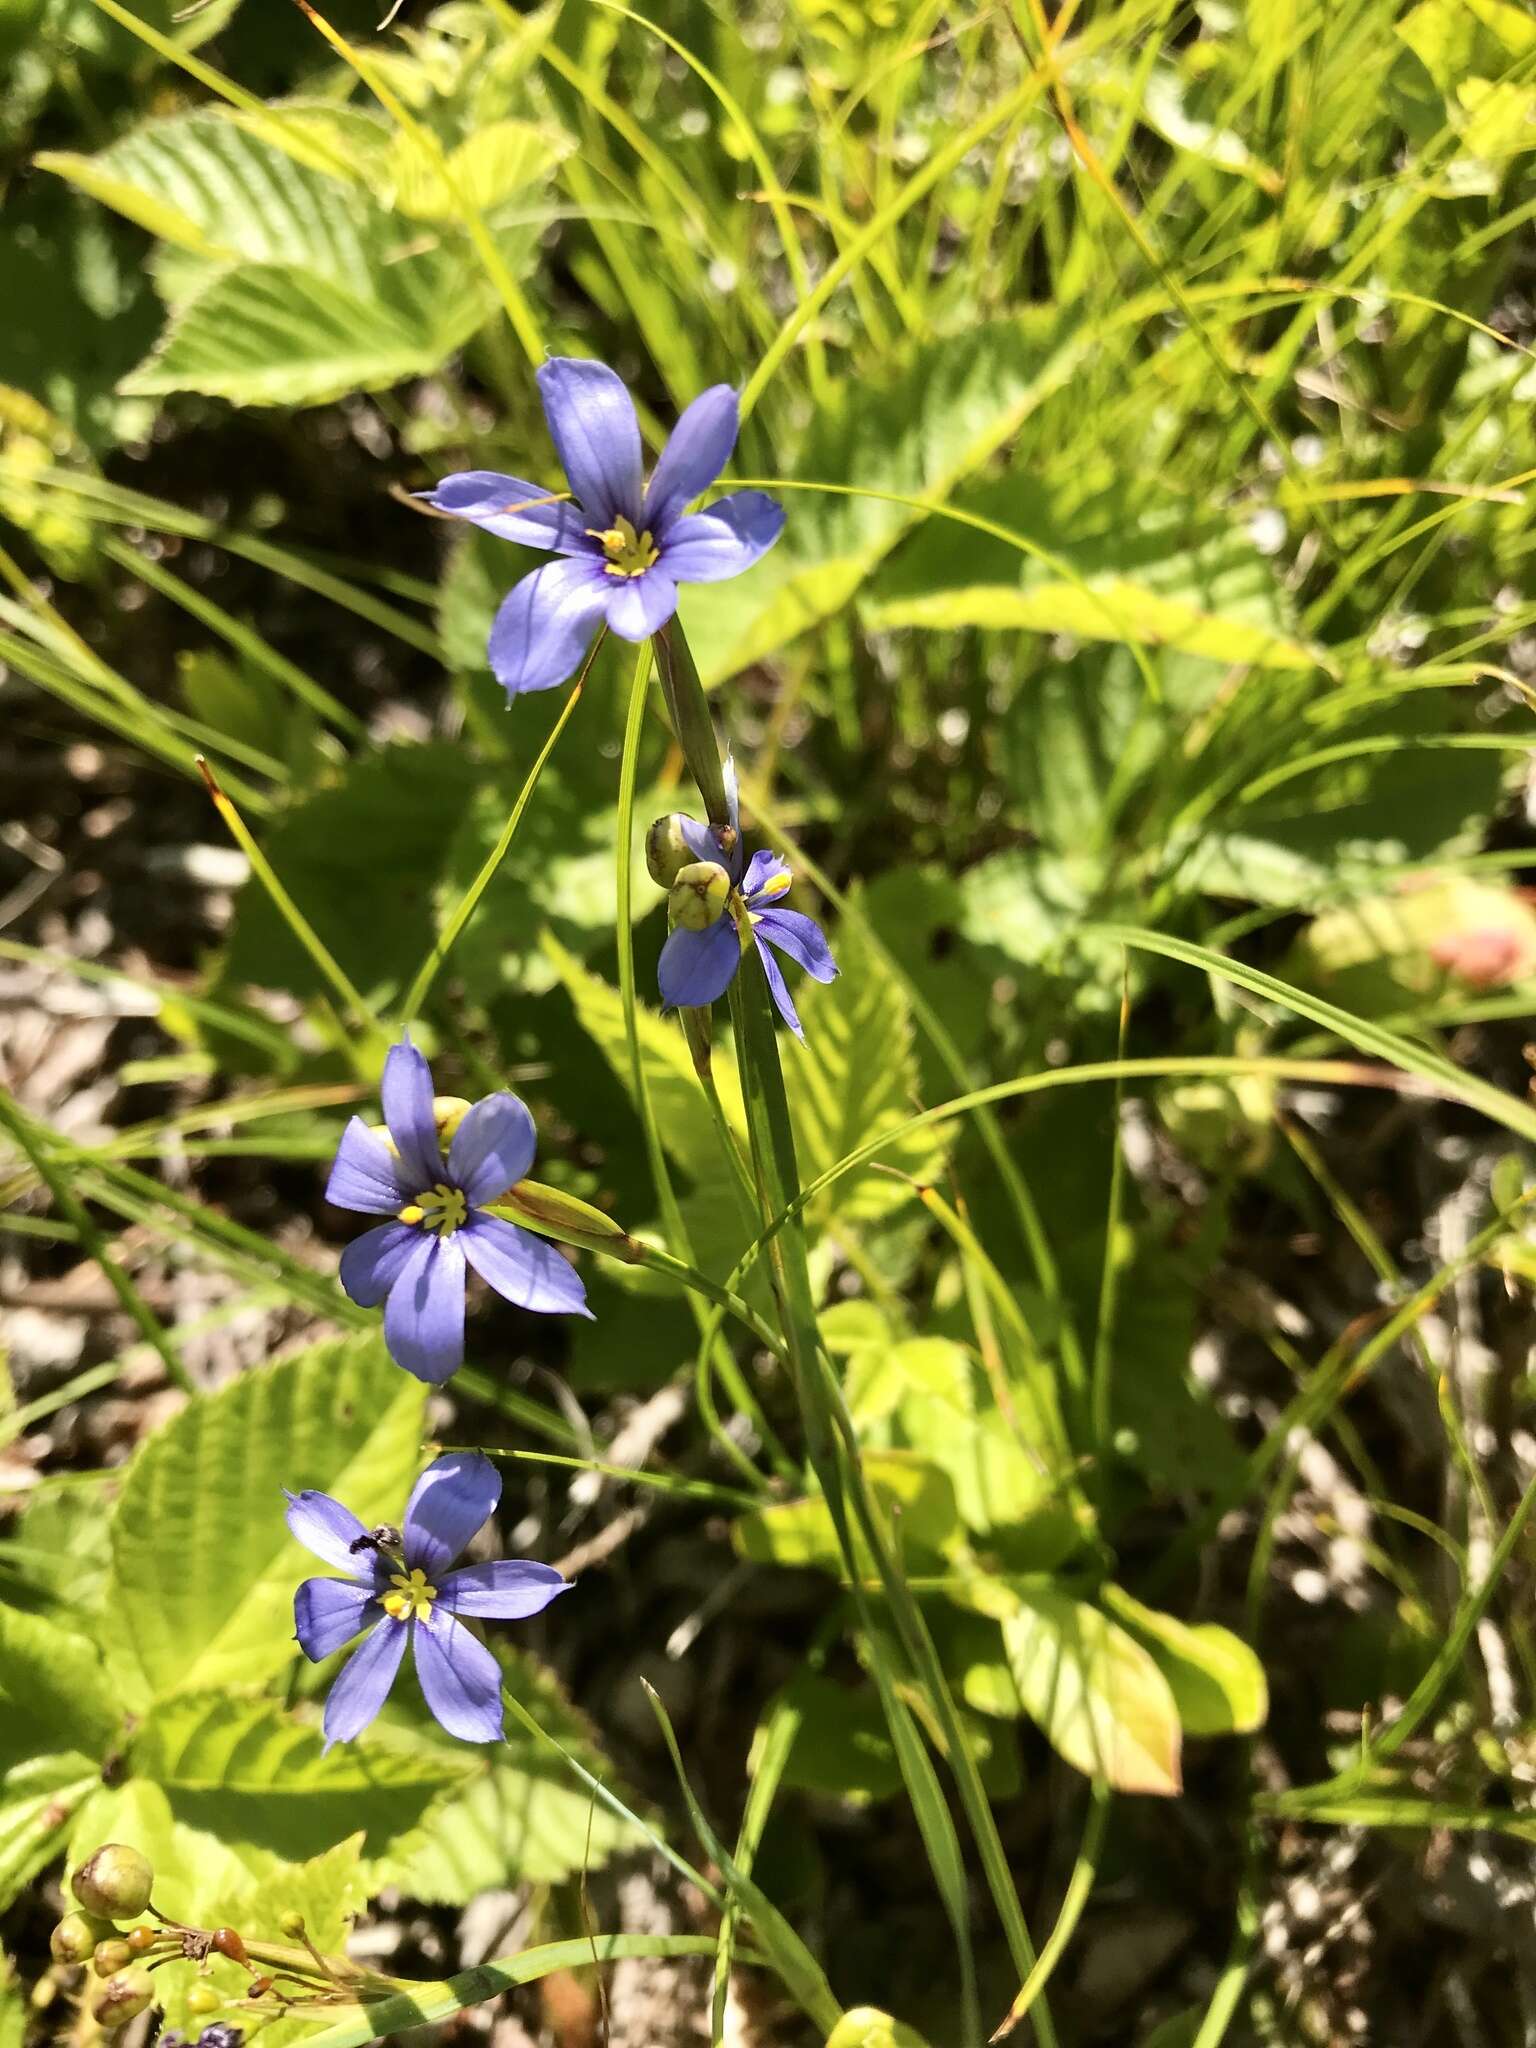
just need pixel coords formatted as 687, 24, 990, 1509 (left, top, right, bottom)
401, 664, 594, 1023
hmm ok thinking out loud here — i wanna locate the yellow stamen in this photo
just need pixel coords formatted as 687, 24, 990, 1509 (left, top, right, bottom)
402, 1183, 468, 1237
382, 1567, 437, 1623
586, 514, 660, 579
756, 870, 792, 900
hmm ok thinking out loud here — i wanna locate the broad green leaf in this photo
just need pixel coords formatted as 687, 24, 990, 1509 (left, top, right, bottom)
733, 1452, 962, 1577
37, 112, 386, 269
69, 1776, 274, 1924
121, 249, 495, 408
791, 913, 951, 1227
679, 313, 1074, 685
100, 1335, 426, 1707
0, 1754, 99, 1913
389, 118, 569, 219
0, 1600, 118, 1765
1100, 1588, 1268, 1738
1001, 1589, 1182, 1796
956, 848, 1137, 1015
370, 1644, 643, 1900
868, 471, 1314, 669
127, 1694, 471, 1863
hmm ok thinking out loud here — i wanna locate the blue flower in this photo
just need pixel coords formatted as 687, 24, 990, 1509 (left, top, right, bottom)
327, 1039, 591, 1385
654, 762, 837, 1039
288, 1451, 567, 1747
423, 359, 785, 697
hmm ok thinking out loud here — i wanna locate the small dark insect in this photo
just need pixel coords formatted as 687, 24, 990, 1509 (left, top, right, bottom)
348, 1524, 402, 1556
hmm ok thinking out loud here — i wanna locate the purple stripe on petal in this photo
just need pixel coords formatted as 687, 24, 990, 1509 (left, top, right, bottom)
421, 470, 589, 554
601, 568, 678, 642
659, 492, 785, 584
448, 1092, 538, 1208
402, 1451, 500, 1577
295, 1577, 379, 1660
383, 1233, 466, 1384
326, 1117, 407, 1215
658, 917, 741, 1010
489, 559, 609, 698
741, 849, 790, 903
285, 1488, 371, 1571
381, 1039, 443, 1189
753, 907, 838, 984
753, 928, 804, 1039
537, 358, 643, 528
436, 1559, 571, 1620
644, 384, 738, 533
412, 1607, 505, 1743
340, 1220, 418, 1310
460, 1212, 592, 1319
321, 1616, 407, 1748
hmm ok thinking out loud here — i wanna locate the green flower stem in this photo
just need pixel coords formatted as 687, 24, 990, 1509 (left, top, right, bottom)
652, 617, 730, 827
612, 638, 786, 1483
663, 618, 1046, 2044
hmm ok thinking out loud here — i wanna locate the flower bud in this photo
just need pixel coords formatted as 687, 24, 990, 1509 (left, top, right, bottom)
127, 1926, 157, 1954
91, 1966, 155, 2031
431, 1095, 473, 1145
185, 1984, 221, 2016
278, 1910, 306, 1938
668, 861, 731, 933
50, 1911, 112, 1965
92, 1940, 134, 1978
645, 814, 695, 888
72, 1844, 154, 1921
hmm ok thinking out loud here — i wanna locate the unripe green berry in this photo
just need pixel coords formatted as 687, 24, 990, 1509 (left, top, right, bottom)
668, 861, 731, 933
91, 1966, 155, 2031
92, 1940, 134, 1978
645, 814, 695, 888
72, 1844, 154, 1921
278, 1910, 306, 1938
185, 1984, 221, 2016
50, 1911, 112, 1965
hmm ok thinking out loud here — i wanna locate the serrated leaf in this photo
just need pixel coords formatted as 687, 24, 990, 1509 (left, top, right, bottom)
368, 1644, 643, 1900
389, 117, 569, 219
0, 1601, 119, 1765
127, 1694, 471, 1862
100, 1336, 426, 1707
791, 912, 950, 1226
121, 249, 494, 407
1002, 1589, 1182, 1795
0, 1754, 100, 1913
1099, 1588, 1268, 1738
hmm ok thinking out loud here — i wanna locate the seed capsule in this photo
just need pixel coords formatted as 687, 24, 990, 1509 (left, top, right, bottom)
92, 1940, 134, 1978
277, 1911, 306, 1938
185, 1984, 221, 2016
211, 1929, 248, 1966
91, 1966, 155, 2031
72, 1844, 154, 1921
127, 1926, 157, 1955
645, 814, 697, 888
50, 1911, 112, 1965
668, 861, 731, 933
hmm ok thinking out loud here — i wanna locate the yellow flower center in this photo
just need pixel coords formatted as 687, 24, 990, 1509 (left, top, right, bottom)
397, 1182, 468, 1236
382, 1567, 437, 1623
588, 514, 659, 578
